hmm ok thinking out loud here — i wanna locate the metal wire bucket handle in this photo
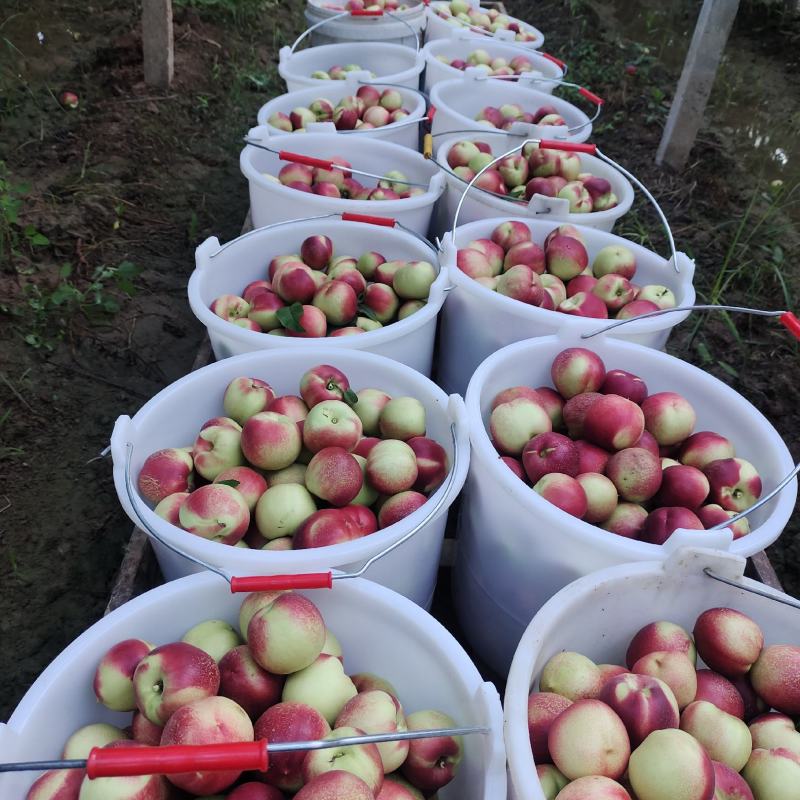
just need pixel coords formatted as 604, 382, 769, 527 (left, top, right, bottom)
1, 725, 489, 777
291, 8, 421, 53
703, 566, 800, 611
123, 422, 460, 592
242, 137, 430, 189
201, 210, 438, 262
582, 304, 800, 537
449, 137, 680, 273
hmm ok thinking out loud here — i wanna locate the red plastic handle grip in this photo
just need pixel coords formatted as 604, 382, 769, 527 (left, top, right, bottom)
351, 8, 383, 14
278, 151, 333, 170
342, 212, 396, 227
539, 52, 566, 69
230, 572, 334, 593
87, 742, 268, 779
538, 140, 597, 154
578, 87, 604, 106
780, 312, 800, 339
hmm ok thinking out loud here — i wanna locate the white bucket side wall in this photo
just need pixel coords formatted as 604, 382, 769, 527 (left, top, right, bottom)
504, 549, 798, 800
188, 218, 446, 375
454, 334, 796, 674
0, 572, 505, 798
436, 217, 695, 396
110, 349, 470, 605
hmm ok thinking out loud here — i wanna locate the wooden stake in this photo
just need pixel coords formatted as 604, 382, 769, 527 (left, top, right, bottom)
656, 0, 740, 171
142, 0, 174, 88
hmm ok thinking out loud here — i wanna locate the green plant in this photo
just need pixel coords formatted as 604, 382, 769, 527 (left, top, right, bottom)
173, 0, 280, 24
0, 161, 49, 268
0, 408, 24, 461
13, 260, 141, 349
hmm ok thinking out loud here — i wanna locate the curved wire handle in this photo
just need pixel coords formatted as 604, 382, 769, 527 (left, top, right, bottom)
291, 9, 421, 53
205, 211, 438, 260
583, 304, 800, 536
449, 137, 680, 272
123, 422, 459, 590
703, 567, 800, 610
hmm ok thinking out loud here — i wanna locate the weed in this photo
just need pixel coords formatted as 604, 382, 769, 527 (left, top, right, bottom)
0, 409, 24, 461
0, 162, 49, 269
174, 0, 280, 24
8, 261, 142, 350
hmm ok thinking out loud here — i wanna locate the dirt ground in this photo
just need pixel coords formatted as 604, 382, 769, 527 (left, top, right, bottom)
0, 0, 797, 721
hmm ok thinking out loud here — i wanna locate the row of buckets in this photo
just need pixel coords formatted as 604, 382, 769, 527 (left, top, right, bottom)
2, 3, 799, 799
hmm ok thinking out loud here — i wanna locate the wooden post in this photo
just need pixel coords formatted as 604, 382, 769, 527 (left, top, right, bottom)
656, 0, 739, 171
142, 0, 174, 88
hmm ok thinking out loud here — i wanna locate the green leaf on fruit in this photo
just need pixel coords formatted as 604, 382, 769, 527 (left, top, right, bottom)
343, 389, 359, 407
357, 304, 378, 321
276, 302, 306, 333
218, 479, 241, 488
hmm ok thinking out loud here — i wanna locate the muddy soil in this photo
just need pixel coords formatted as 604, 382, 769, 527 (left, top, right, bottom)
0, 0, 797, 722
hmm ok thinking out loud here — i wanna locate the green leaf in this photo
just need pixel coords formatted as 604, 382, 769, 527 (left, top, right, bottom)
30, 233, 49, 246
343, 389, 359, 407
695, 341, 712, 364
276, 302, 306, 333
218, 479, 241, 488
59, 263, 73, 278
357, 304, 378, 322
717, 361, 739, 379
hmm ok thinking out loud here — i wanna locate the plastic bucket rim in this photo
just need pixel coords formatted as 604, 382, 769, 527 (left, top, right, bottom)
463, 333, 798, 558
240, 131, 445, 212
113, 347, 468, 569
441, 215, 694, 335
430, 75, 591, 134
188, 218, 448, 351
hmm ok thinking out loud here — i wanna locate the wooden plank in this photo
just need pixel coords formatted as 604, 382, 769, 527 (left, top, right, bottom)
656, 0, 740, 171
142, 0, 174, 88
750, 550, 784, 591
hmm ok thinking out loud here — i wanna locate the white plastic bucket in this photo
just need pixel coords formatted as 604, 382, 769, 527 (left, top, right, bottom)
504, 547, 799, 800
304, 2, 427, 48
425, 2, 545, 49
436, 217, 695, 395
256, 77, 427, 150
422, 34, 563, 92
0, 571, 506, 798
432, 134, 635, 238
430, 72, 592, 143
240, 129, 445, 236
188, 215, 448, 375
454, 332, 797, 674
278, 42, 425, 93
110, 348, 469, 608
